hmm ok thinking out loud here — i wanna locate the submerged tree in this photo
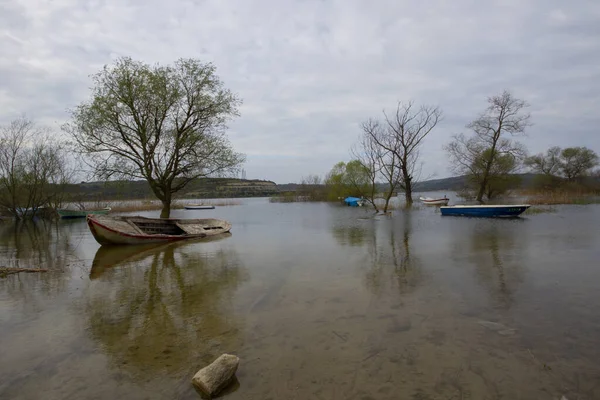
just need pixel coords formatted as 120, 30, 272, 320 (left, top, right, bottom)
361, 102, 442, 206
65, 57, 245, 218
445, 90, 530, 202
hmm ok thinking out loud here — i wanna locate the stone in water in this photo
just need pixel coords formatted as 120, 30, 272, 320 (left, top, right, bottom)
192, 354, 240, 397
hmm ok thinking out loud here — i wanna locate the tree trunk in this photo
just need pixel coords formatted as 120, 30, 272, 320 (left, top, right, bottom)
476, 177, 487, 203
160, 193, 172, 218
383, 191, 394, 213
403, 168, 413, 207
404, 185, 413, 207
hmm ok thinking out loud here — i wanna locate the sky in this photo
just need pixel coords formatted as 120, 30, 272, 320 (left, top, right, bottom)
1, 0, 599, 184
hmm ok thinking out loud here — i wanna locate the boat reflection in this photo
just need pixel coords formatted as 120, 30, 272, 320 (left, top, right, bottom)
90, 233, 232, 279
85, 232, 247, 380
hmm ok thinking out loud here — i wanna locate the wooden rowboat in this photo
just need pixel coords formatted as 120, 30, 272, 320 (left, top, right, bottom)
87, 215, 232, 245
419, 196, 450, 206
57, 207, 111, 219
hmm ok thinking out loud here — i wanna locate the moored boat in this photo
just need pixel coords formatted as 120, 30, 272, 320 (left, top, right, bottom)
440, 204, 530, 218
344, 197, 366, 207
57, 207, 111, 219
184, 204, 215, 210
86, 215, 232, 245
419, 196, 450, 206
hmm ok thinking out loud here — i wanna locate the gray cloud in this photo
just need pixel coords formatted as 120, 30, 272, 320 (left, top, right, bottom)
1, 0, 599, 183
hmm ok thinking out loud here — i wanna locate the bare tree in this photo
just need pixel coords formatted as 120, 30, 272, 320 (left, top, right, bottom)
360, 119, 402, 212
445, 90, 530, 202
0, 116, 73, 219
351, 130, 383, 211
362, 102, 442, 206
64, 57, 245, 218
524, 146, 562, 176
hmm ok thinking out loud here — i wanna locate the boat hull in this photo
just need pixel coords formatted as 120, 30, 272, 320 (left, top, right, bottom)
184, 205, 215, 210
440, 205, 530, 218
87, 215, 231, 245
58, 207, 111, 219
420, 197, 450, 206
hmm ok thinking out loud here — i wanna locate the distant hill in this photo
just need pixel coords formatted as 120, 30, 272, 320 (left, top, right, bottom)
67, 178, 279, 200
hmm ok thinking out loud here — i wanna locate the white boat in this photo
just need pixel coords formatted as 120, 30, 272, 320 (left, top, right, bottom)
184, 204, 215, 210
419, 196, 450, 206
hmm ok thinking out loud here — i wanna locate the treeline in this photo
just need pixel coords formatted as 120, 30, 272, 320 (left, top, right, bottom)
289, 90, 599, 208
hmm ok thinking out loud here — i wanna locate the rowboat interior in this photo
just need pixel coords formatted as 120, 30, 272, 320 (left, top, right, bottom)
93, 215, 229, 236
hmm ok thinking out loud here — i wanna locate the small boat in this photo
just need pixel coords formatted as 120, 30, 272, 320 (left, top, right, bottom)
87, 215, 232, 245
440, 204, 530, 218
344, 197, 366, 207
184, 204, 215, 210
57, 207, 111, 219
419, 196, 450, 206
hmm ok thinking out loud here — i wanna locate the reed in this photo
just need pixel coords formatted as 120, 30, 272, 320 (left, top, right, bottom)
524, 190, 600, 205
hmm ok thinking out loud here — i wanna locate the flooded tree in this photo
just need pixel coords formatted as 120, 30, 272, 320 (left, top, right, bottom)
324, 160, 378, 209
361, 102, 442, 207
65, 57, 245, 218
359, 119, 402, 212
445, 90, 530, 202
0, 116, 73, 219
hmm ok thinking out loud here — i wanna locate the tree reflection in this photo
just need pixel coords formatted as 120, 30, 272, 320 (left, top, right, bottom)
84, 239, 248, 378
331, 224, 367, 247
0, 219, 78, 300
352, 211, 423, 297
465, 222, 525, 310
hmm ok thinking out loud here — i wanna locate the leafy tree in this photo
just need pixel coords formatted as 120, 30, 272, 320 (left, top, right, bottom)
65, 57, 245, 218
324, 160, 376, 205
445, 90, 530, 202
559, 147, 599, 181
324, 162, 348, 201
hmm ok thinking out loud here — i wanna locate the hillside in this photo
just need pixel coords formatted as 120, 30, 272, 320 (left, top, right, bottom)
67, 178, 279, 200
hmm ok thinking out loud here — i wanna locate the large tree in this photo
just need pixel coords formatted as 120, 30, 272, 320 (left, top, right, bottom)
65, 57, 245, 218
445, 90, 530, 202
361, 102, 442, 206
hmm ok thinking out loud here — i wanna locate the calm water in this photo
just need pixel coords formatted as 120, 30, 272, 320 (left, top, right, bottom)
1, 196, 600, 399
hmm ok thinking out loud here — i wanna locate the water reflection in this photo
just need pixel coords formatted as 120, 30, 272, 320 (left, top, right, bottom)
84, 238, 248, 379
331, 225, 367, 247
332, 211, 423, 297
454, 221, 526, 310
0, 220, 81, 302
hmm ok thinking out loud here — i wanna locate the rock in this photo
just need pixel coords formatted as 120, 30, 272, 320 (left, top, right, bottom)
192, 354, 240, 397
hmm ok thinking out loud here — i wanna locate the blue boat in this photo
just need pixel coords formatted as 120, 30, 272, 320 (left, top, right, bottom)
440, 204, 530, 218
344, 197, 365, 207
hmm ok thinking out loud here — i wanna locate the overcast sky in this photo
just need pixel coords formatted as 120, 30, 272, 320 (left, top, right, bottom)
1, 0, 599, 183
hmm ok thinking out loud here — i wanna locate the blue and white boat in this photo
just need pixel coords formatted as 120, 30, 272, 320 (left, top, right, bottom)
440, 204, 530, 218
344, 197, 366, 207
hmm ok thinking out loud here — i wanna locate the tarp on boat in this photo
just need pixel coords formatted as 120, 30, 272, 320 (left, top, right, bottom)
344, 197, 363, 207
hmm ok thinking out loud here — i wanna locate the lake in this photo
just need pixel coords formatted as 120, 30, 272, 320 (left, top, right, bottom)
1, 196, 600, 399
